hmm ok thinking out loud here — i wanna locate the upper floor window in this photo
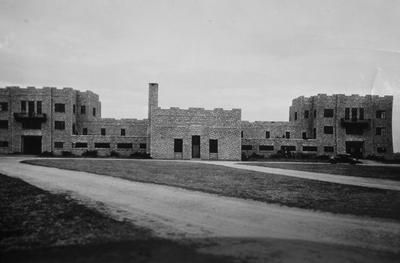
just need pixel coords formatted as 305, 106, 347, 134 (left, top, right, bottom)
285, 131, 290, 139
0, 120, 8, 129
241, 131, 243, 138
265, 131, 270, 139
376, 127, 386, 136
351, 108, 357, 120
0, 102, 8, 112
324, 126, 334, 134
304, 110, 309, 119
73, 104, 76, 114
376, 110, 386, 119
83, 128, 88, 135
313, 128, 317, 139
36, 101, 42, 114
21, 101, 26, 112
121, 129, 126, 136
55, 103, 65, 113
81, 105, 86, 114
313, 110, 317, 118
302, 132, 307, 139
359, 108, 364, 120
345, 108, 350, 120
324, 109, 334, 118
72, 123, 78, 135
101, 128, 106, 136
209, 139, 218, 153
92, 108, 96, 117
54, 121, 65, 130
294, 112, 298, 120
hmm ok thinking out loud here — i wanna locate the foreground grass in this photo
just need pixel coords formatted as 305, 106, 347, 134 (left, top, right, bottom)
24, 159, 400, 221
0, 174, 231, 263
243, 162, 400, 181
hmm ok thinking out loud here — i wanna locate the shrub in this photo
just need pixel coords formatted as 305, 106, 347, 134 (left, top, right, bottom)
110, 151, 120, 158
62, 151, 73, 157
40, 151, 54, 157
82, 150, 98, 157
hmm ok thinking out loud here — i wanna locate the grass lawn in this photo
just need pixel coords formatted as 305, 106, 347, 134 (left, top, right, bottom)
23, 159, 400, 221
243, 162, 400, 181
0, 174, 232, 263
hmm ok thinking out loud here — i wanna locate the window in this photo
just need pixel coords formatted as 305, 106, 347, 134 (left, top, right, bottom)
351, 108, 357, 120
95, 143, 110, 148
0, 141, 8, 147
345, 108, 350, 120
324, 109, 334, 118
117, 143, 133, 149
359, 108, 364, 120
281, 145, 296, 151
303, 146, 318, 152
140, 143, 146, 149
81, 105, 86, 114
121, 129, 126, 136
377, 147, 386, 153
54, 121, 65, 130
83, 128, 88, 135
294, 112, 298, 120
93, 108, 96, 116
313, 128, 316, 139
0, 120, 8, 129
22, 120, 41, 129
55, 103, 65, 113
54, 142, 64, 148
209, 139, 218, 153
265, 131, 270, 139
259, 145, 274, 151
285, 131, 290, 139
73, 104, 76, 114
0, 102, 8, 111
73, 142, 88, 148
21, 101, 26, 112
72, 123, 78, 135
313, 110, 317, 118
302, 132, 307, 139
242, 145, 252, 150
376, 127, 386, 136
241, 131, 243, 138
174, 139, 183, 153
376, 110, 386, 119
324, 146, 334, 152
324, 126, 333, 134
101, 128, 106, 135
304, 110, 309, 119
37, 101, 42, 114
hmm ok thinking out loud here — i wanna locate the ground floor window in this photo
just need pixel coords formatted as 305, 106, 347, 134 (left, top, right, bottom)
281, 145, 296, 151
324, 146, 334, 152
0, 120, 8, 129
209, 139, 218, 153
54, 121, 65, 130
242, 145, 252, 150
174, 139, 183, 153
54, 142, 64, 148
139, 143, 146, 149
95, 143, 110, 148
303, 146, 318, 152
259, 145, 274, 151
117, 143, 132, 149
73, 142, 88, 148
0, 141, 8, 147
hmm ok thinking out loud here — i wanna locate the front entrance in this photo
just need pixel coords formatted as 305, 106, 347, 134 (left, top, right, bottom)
22, 136, 42, 154
346, 141, 363, 159
192, 135, 200, 158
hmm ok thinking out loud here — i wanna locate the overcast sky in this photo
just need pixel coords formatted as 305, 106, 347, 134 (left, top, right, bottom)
0, 0, 399, 151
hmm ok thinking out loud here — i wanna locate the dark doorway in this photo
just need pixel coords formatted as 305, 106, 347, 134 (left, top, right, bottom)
346, 141, 363, 159
192, 135, 200, 158
22, 136, 42, 154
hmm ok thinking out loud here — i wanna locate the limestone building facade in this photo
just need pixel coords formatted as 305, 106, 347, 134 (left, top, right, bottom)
0, 83, 394, 160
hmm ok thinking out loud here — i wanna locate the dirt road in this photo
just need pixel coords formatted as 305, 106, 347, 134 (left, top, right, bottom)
1, 157, 399, 262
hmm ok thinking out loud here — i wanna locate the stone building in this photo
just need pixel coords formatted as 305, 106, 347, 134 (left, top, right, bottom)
0, 83, 394, 160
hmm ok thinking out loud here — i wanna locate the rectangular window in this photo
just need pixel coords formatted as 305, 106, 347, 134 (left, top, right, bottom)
259, 145, 274, 151
36, 101, 42, 114
302, 132, 307, 139
241, 131, 243, 138
101, 128, 106, 135
73, 104, 76, 114
139, 143, 146, 149
376, 127, 386, 136
0, 141, 8, 147
324, 109, 334, 118
0, 102, 8, 111
95, 143, 110, 148
209, 139, 218, 153
303, 146, 318, 152
359, 108, 364, 120
376, 110, 386, 119
21, 101, 26, 112
351, 108, 357, 120
54, 121, 65, 130
117, 143, 133, 149
242, 145, 252, 150
174, 139, 183, 153
377, 147, 386, 153
324, 126, 334, 134
304, 110, 309, 119
54, 142, 64, 148
294, 112, 297, 120
324, 146, 334, 152
265, 131, 270, 139
0, 120, 8, 129
28, 101, 34, 114
73, 142, 88, 148
55, 103, 65, 113
345, 108, 350, 120
81, 105, 86, 114
22, 120, 41, 129
285, 131, 290, 139
93, 108, 96, 116
281, 145, 296, 151
72, 123, 78, 135
313, 110, 317, 118
82, 128, 88, 135
313, 128, 316, 139
121, 129, 126, 136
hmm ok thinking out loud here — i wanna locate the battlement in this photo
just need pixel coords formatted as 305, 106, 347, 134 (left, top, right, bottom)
154, 106, 241, 115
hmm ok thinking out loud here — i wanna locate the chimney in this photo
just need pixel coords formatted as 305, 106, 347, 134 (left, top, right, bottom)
148, 83, 159, 120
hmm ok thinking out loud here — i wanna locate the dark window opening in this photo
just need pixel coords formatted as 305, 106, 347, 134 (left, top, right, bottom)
209, 139, 218, 153
93, 108, 96, 116
265, 131, 270, 139
73, 104, 76, 114
376, 110, 386, 119
36, 101, 42, 114
242, 145, 252, 150
259, 145, 274, 151
285, 131, 290, 139
21, 101, 27, 112
73, 142, 87, 148
359, 108, 364, 120
0, 141, 8, 147
0, 102, 8, 111
0, 120, 8, 129
324, 126, 333, 134
313, 128, 317, 139
54, 142, 64, 148
174, 139, 183, 153
81, 105, 86, 114
55, 103, 65, 113
377, 147, 386, 153
121, 129, 126, 136
72, 123, 78, 135
324, 146, 334, 152
313, 110, 317, 118
351, 108, 357, 120
117, 143, 133, 149
83, 128, 88, 135
324, 109, 334, 118
302, 132, 307, 139
294, 112, 297, 120
376, 127, 386, 136
303, 146, 318, 152
345, 108, 350, 120
28, 101, 34, 115
241, 131, 243, 138
281, 145, 296, 151
22, 120, 41, 129
140, 143, 146, 149
101, 128, 106, 136
55, 121, 65, 130
304, 110, 309, 119
95, 143, 110, 148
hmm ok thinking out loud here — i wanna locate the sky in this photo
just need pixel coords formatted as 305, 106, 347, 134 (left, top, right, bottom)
0, 0, 399, 151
